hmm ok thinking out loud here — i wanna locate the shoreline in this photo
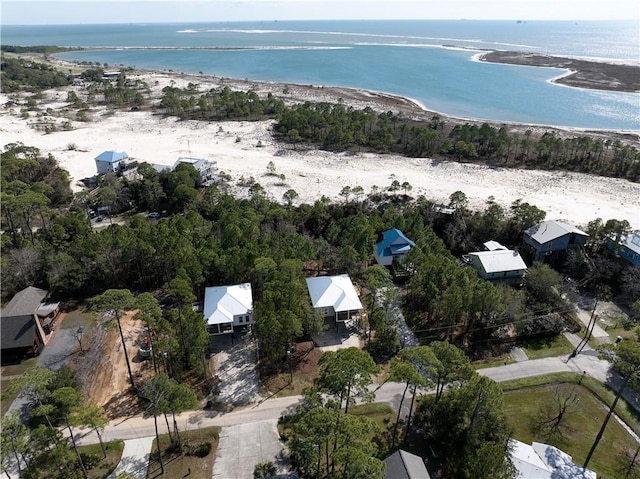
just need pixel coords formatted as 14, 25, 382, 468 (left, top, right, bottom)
96, 60, 639, 138
59, 45, 640, 94
478, 50, 640, 93
1, 65, 639, 230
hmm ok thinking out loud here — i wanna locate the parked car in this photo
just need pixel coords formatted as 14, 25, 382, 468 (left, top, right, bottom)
148, 212, 161, 219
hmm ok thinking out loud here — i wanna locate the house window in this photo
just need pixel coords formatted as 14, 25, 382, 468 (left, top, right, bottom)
238, 317, 243, 323
246, 315, 250, 322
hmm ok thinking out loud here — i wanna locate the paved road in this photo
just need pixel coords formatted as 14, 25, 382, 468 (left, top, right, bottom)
74, 348, 635, 448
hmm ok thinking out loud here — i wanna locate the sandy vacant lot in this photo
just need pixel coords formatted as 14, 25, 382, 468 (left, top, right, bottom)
1, 68, 639, 229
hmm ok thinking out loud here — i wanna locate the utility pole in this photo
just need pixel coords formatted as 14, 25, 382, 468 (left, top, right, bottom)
570, 300, 598, 358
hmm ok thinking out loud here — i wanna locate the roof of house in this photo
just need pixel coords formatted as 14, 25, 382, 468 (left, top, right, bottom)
510, 440, 596, 479
384, 450, 430, 479
524, 221, 588, 244
1, 286, 48, 350
620, 232, 640, 255
484, 240, 507, 251
376, 228, 415, 258
305, 274, 363, 312
94, 150, 128, 163
1, 316, 36, 349
1, 286, 48, 318
468, 249, 527, 273
203, 283, 253, 325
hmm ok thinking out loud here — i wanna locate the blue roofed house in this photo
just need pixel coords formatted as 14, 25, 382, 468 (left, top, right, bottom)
523, 220, 588, 263
374, 228, 416, 266
203, 283, 253, 335
94, 150, 129, 175
607, 232, 640, 266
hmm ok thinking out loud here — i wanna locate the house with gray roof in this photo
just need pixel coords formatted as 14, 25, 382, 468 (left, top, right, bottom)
607, 232, 640, 266
523, 220, 588, 262
384, 449, 430, 479
1, 287, 59, 357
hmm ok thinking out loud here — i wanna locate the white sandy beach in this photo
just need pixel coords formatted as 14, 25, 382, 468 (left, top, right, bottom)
1, 69, 639, 230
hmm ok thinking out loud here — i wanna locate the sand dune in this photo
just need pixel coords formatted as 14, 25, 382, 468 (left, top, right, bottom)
1, 69, 638, 230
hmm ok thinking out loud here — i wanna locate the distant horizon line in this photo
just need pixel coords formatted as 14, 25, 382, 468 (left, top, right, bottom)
3, 18, 638, 26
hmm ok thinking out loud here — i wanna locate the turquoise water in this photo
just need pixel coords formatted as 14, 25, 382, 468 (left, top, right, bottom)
3, 20, 639, 130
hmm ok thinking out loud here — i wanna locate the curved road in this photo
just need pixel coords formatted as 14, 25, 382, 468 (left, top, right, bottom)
73, 350, 629, 446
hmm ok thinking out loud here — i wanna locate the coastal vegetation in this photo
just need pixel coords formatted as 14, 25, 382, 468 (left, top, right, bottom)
0, 55, 71, 93
156, 86, 640, 182
2, 54, 639, 478
3, 143, 638, 366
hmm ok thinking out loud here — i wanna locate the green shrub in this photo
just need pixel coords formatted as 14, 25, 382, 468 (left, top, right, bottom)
186, 441, 212, 457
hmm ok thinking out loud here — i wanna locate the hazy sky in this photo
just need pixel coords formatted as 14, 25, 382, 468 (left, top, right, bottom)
2, 0, 638, 25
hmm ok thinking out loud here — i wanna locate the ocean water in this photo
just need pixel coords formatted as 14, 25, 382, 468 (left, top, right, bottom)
2, 20, 639, 130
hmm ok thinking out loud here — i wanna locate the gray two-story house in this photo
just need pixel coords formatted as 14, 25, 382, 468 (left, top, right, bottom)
523, 220, 588, 263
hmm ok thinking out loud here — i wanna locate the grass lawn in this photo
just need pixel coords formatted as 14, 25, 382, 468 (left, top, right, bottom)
519, 334, 574, 360
472, 353, 516, 370
349, 402, 395, 430
147, 426, 220, 479
598, 315, 639, 342
504, 383, 639, 479
78, 440, 125, 479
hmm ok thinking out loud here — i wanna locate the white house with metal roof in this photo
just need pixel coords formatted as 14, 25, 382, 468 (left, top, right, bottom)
510, 440, 596, 479
203, 283, 253, 335
523, 220, 588, 262
464, 249, 527, 283
174, 157, 219, 185
94, 150, 129, 175
305, 274, 363, 322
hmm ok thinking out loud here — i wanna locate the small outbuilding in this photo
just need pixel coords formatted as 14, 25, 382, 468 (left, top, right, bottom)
305, 274, 363, 322
384, 449, 430, 479
523, 220, 588, 262
374, 228, 415, 266
94, 150, 129, 175
203, 283, 253, 335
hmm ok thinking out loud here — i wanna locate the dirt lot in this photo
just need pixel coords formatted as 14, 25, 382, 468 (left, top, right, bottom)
75, 310, 155, 418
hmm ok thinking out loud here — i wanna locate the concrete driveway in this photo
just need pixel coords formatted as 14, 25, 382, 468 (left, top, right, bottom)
209, 333, 262, 409
212, 419, 289, 479
6, 325, 79, 420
